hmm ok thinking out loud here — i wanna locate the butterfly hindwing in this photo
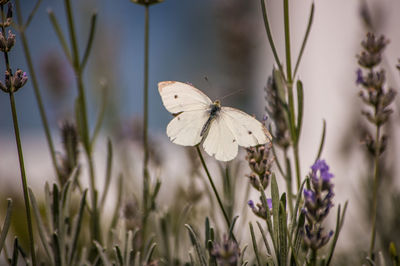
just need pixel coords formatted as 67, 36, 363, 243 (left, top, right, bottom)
202, 115, 238, 162
158, 81, 212, 114
167, 109, 210, 146
220, 107, 271, 147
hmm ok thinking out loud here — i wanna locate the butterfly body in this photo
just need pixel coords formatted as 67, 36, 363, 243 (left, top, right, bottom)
158, 81, 271, 161
200, 100, 221, 137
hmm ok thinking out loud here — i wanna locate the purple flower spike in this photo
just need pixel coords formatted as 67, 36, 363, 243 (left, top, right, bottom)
303, 159, 335, 251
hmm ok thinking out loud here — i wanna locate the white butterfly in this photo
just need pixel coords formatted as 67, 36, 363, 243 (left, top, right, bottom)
158, 81, 272, 161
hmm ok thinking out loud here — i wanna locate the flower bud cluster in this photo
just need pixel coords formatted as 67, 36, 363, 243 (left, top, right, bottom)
58, 121, 80, 185
356, 33, 396, 155
0, 69, 28, 93
265, 70, 290, 148
211, 235, 240, 266
245, 143, 273, 191
247, 198, 272, 220
303, 160, 334, 250
0, 30, 15, 52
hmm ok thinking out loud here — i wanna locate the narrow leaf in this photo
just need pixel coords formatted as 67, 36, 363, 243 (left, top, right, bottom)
314, 120, 326, 162
100, 139, 113, 208
94, 241, 112, 266
185, 224, 207, 266
295, 80, 304, 142
81, 12, 98, 69
256, 221, 272, 256
271, 174, 280, 247
249, 223, 262, 266
278, 194, 288, 266
0, 199, 12, 254
11, 237, 19, 266
69, 190, 87, 265
28, 189, 53, 262
326, 201, 348, 265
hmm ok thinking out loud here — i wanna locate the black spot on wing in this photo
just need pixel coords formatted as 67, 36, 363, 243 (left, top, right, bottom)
248, 131, 252, 135
174, 94, 178, 99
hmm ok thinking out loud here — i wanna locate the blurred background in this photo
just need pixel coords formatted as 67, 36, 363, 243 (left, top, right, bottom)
1, 0, 400, 262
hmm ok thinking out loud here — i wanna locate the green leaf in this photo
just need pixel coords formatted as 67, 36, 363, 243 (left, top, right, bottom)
0, 199, 12, 254
185, 224, 207, 266
144, 243, 157, 264
326, 201, 348, 265
69, 190, 87, 265
295, 80, 304, 142
293, 2, 315, 78
271, 174, 280, 247
114, 245, 124, 266
314, 120, 326, 162
278, 194, 288, 266
228, 216, 239, 240
81, 12, 98, 69
290, 179, 307, 238
94, 241, 112, 266
100, 139, 113, 209
249, 222, 262, 266
28, 189, 53, 262
256, 221, 272, 256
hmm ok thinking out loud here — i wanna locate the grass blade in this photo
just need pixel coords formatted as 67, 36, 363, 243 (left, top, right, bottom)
94, 241, 112, 266
68, 190, 87, 265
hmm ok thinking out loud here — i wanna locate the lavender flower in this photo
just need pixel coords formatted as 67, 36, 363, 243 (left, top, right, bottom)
245, 143, 274, 190
248, 198, 272, 220
265, 69, 290, 148
357, 33, 396, 155
211, 235, 240, 266
303, 159, 334, 250
1, 69, 28, 93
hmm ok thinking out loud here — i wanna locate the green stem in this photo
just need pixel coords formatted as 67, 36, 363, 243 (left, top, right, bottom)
64, 0, 99, 242
310, 248, 317, 266
0, 4, 36, 264
9, 93, 37, 266
15, 0, 61, 182
283, 0, 292, 83
283, 0, 301, 190
369, 124, 381, 259
283, 149, 293, 218
141, 3, 150, 246
196, 147, 231, 228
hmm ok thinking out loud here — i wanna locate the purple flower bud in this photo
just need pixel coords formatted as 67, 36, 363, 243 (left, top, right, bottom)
247, 200, 255, 210
356, 69, 364, 85
267, 198, 272, 210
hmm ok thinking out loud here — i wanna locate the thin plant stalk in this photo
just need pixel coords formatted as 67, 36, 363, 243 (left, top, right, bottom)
0, 5, 36, 264
283, 0, 301, 190
369, 124, 381, 258
195, 147, 231, 229
63, 0, 100, 242
141, 3, 150, 244
8, 93, 37, 266
15, 0, 61, 182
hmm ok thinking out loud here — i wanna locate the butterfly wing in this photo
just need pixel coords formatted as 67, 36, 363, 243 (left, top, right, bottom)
220, 107, 272, 147
167, 109, 210, 146
158, 81, 212, 114
202, 116, 238, 161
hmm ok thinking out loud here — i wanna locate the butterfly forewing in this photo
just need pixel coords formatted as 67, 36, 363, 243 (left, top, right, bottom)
167, 109, 210, 146
158, 81, 212, 114
202, 115, 239, 161
220, 107, 272, 147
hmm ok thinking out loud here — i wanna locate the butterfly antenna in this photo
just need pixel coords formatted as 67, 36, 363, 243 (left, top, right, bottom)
218, 88, 245, 101
204, 76, 213, 90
